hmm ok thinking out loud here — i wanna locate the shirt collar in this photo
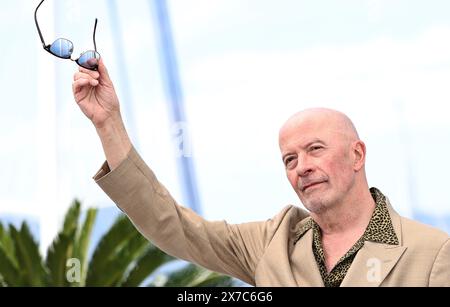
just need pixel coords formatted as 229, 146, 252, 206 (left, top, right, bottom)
294, 187, 399, 245
364, 187, 399, 245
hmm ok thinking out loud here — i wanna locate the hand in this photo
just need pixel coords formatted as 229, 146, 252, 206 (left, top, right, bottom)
72, 58, 121, 129
73, 58, 132, 169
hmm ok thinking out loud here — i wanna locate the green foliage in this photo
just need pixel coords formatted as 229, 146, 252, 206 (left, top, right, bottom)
72, 207, 97, 286
0, 222, 20, 285
119, 245, 175, 287
156, 263, 235, 287
10, 223, 48, 286
0, 201, 236, 287
46, 200, 80, 286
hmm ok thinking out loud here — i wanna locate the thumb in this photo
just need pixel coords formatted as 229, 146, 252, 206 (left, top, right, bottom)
98, 58, 112, 83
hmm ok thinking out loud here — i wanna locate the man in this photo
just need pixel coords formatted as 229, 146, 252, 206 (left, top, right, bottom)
73, 59, 449, 286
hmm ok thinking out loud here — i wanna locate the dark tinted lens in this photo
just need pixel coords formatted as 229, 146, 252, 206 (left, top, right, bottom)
49, 38, 73, 58
77, 51, 100, 70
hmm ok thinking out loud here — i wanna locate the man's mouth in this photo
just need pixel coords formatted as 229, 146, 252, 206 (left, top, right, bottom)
301, 180, 326, 192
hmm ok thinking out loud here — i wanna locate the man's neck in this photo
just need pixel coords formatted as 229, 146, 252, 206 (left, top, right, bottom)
311, 188, 376, 237
310, 187, 376, 272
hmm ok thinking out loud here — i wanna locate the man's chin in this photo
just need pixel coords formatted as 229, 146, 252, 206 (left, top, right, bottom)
301, 196, 329, 214
304, 203, 325, 214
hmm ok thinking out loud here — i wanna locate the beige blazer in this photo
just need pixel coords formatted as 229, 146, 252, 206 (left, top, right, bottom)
94, 147, 450, 287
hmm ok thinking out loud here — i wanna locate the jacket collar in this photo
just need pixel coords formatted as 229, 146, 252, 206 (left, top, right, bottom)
340, 197, 407, 286
293, 190, 407, 286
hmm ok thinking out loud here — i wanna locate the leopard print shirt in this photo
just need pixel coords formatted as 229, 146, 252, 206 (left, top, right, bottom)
294, 187, 399, 287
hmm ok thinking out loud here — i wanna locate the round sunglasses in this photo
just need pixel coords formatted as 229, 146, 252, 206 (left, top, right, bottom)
34, 0, 100, 71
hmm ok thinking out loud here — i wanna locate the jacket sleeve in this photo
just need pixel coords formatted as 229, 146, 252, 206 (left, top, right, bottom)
93, 146, 292, 285
429, 238, 450, 287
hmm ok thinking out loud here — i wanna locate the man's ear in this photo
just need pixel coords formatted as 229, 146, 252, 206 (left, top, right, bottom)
352, 140, 366, 171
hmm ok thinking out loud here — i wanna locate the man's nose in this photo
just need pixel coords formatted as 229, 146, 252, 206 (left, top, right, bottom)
295, 156, 314, 177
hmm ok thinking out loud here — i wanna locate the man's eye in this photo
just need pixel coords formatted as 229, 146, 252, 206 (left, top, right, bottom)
310, 146, 323, 151
284, 157, 294, 166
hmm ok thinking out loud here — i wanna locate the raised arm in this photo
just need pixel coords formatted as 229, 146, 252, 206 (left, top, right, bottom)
72, 60, 293, 285
72, 58, 131, 170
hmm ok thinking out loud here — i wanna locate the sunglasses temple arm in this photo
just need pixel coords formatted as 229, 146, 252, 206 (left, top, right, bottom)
34, 0, 47, 48
93, 18, 98, 52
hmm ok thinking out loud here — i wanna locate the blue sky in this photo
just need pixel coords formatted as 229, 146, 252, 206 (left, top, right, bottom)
1, 0, 450, 249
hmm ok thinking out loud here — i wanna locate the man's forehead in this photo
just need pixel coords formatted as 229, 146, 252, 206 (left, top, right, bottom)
279, 116, 328, 142
279, 108, 359, 148
279, 124, 354, 156
279, 127, 328, 152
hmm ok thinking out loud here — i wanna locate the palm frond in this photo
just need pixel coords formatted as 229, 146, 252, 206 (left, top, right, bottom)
156, 263, 235, 287
86, 215, 141, 286
0, 202, 238, 288
72, 207, 97, 286
119, 244, 175, 287
62, 200, 81, 235
0, 243, 21, 286
46, 200, 83, 286
10, 223, 48, 286
46, 229, 76, 286
0, 223, 17, 268
193, 273, 235, 287
94, 232, 149, 286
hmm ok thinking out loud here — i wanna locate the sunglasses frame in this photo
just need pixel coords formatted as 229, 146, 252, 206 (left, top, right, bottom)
34, 0, 100, 71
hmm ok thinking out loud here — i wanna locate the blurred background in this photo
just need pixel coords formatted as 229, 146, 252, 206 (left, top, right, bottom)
1, 0, 449, 258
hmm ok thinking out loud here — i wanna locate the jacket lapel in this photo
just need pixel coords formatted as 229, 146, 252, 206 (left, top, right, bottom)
292, 228, 324, 286
341, 199, 407, 287
340, 241, 407, 286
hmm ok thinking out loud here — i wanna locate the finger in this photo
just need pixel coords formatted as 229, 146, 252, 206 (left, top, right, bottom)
72, 78, 98, 94
97, 58, 112, 83
78, 58, 110, 81
78, 66, 100, 79
74, 72, 99, 81
72, 78, 90, 93
75, 77, 99, 87
72, 79, 89, 96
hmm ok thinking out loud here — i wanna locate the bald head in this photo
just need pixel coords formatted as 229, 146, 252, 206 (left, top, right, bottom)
279, 108, 368, 214
279, 108, 359, 147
